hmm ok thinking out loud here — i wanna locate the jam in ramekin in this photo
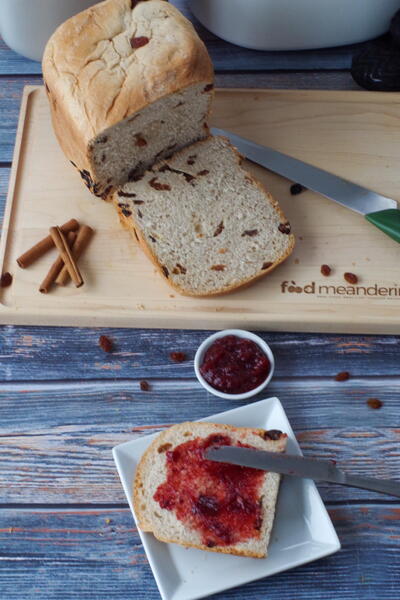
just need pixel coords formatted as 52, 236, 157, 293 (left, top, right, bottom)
199, 335, 270, 394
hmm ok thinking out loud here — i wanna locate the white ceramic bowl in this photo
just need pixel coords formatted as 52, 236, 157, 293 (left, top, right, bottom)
194, 329, 275, 400
188, 0, 400, 50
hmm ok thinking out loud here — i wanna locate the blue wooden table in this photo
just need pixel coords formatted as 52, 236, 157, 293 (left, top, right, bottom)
0, 3, 399, 599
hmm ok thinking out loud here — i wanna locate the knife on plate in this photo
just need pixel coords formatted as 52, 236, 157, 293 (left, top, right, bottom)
205, 446, 400, 498
211, 127, 400, 244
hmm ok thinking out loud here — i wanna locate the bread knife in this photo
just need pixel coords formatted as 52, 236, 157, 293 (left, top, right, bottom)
205, 446, 400, 498
211, 127, 400, 244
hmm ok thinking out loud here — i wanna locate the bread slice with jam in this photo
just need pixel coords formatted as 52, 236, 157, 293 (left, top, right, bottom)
133, 421, 287, 558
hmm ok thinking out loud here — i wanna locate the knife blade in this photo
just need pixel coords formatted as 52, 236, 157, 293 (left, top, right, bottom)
205, 446, 400, 498
211, 127, 400, 244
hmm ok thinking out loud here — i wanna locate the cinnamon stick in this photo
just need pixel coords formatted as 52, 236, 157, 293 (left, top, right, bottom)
17, 218, 79, 268
56, 225, 94, 286
39, 231, 77, 294
49, 226, 83, 287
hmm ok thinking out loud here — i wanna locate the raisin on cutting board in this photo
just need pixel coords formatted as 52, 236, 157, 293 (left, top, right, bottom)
344, 272, 358, 285
290, 183, 305, 195
321, 264, 331, 277
0, 272, 13, 287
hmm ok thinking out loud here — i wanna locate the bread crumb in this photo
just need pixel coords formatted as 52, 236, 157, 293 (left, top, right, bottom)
136, 304, 145, 310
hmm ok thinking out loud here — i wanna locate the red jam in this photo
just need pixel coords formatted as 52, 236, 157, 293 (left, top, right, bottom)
199, 335, 270, 394
153, 433, 265, 547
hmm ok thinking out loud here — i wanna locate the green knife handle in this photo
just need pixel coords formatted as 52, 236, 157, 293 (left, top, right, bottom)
365, 209, 400, 244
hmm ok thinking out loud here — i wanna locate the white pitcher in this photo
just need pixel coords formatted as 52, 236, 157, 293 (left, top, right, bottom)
0, 0, 98, 62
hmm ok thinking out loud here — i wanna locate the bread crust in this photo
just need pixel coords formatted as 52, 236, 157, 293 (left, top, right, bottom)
42, 0, 214, 195
115, 136, 295, 297
133, 422, 287, 558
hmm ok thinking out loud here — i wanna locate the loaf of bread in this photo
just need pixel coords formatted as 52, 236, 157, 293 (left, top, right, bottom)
42, 0, 214, 199
133, 421, 287, 558
114, 136, 295, 296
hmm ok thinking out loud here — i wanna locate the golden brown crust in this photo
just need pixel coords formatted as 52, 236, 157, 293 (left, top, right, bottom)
115, 136, 295, 297
133, 422, 287, 558
133, 426, 169, 531
43, 0, 213, 193
143, 532, 265, 558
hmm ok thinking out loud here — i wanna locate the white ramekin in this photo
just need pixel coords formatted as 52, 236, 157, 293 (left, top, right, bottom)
194, 329, 275, 400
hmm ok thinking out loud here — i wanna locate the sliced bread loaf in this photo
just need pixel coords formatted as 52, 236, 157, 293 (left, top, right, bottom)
43, 0, 214, 199
114, 135, 295, 295
133, 421, 287, 558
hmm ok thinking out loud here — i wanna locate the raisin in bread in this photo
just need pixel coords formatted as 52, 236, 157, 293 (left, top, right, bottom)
42, 0, 214, 199
114, 136, 295, 296
133, 422, 287, 558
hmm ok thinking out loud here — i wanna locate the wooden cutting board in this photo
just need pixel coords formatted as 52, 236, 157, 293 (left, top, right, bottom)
1, 85, 400, 332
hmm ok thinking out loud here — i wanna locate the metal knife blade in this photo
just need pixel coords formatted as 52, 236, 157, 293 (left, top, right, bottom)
205, 446, 400, 498
211, 127, 397, 215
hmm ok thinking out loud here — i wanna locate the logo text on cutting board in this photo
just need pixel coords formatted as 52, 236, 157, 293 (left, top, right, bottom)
280, 281, 400, 298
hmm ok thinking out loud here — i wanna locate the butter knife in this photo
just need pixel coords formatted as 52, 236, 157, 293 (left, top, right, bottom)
211, 127, 400, 244
206, 446, 400, 498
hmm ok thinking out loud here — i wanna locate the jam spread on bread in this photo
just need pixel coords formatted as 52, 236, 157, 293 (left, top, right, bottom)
154, 434, 265, 547
200, 335, 270, 394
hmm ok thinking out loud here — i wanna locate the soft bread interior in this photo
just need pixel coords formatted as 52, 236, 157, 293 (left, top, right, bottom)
90, 82, 211, 194
114, 136, 295, 295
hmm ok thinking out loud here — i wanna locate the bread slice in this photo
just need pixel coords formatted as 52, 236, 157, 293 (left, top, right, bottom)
133, 422, 287, 558
42, 0, 214, 199
114, 136, 295, 296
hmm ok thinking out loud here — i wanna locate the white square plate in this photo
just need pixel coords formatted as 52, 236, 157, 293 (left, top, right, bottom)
112, 397, 341, 600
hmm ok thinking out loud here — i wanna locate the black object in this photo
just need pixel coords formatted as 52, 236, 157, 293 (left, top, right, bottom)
390, 9, 400, 46
351, 38, 400, 91
290, 183, 305, 195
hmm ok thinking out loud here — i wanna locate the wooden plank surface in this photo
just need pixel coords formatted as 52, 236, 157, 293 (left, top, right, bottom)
0, 380, 397, 504
0, 328, 399, 381
3, 86, 400, 332
0, 11, 398, 600
0, 167, 10, 225
0, 504, 398, 600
